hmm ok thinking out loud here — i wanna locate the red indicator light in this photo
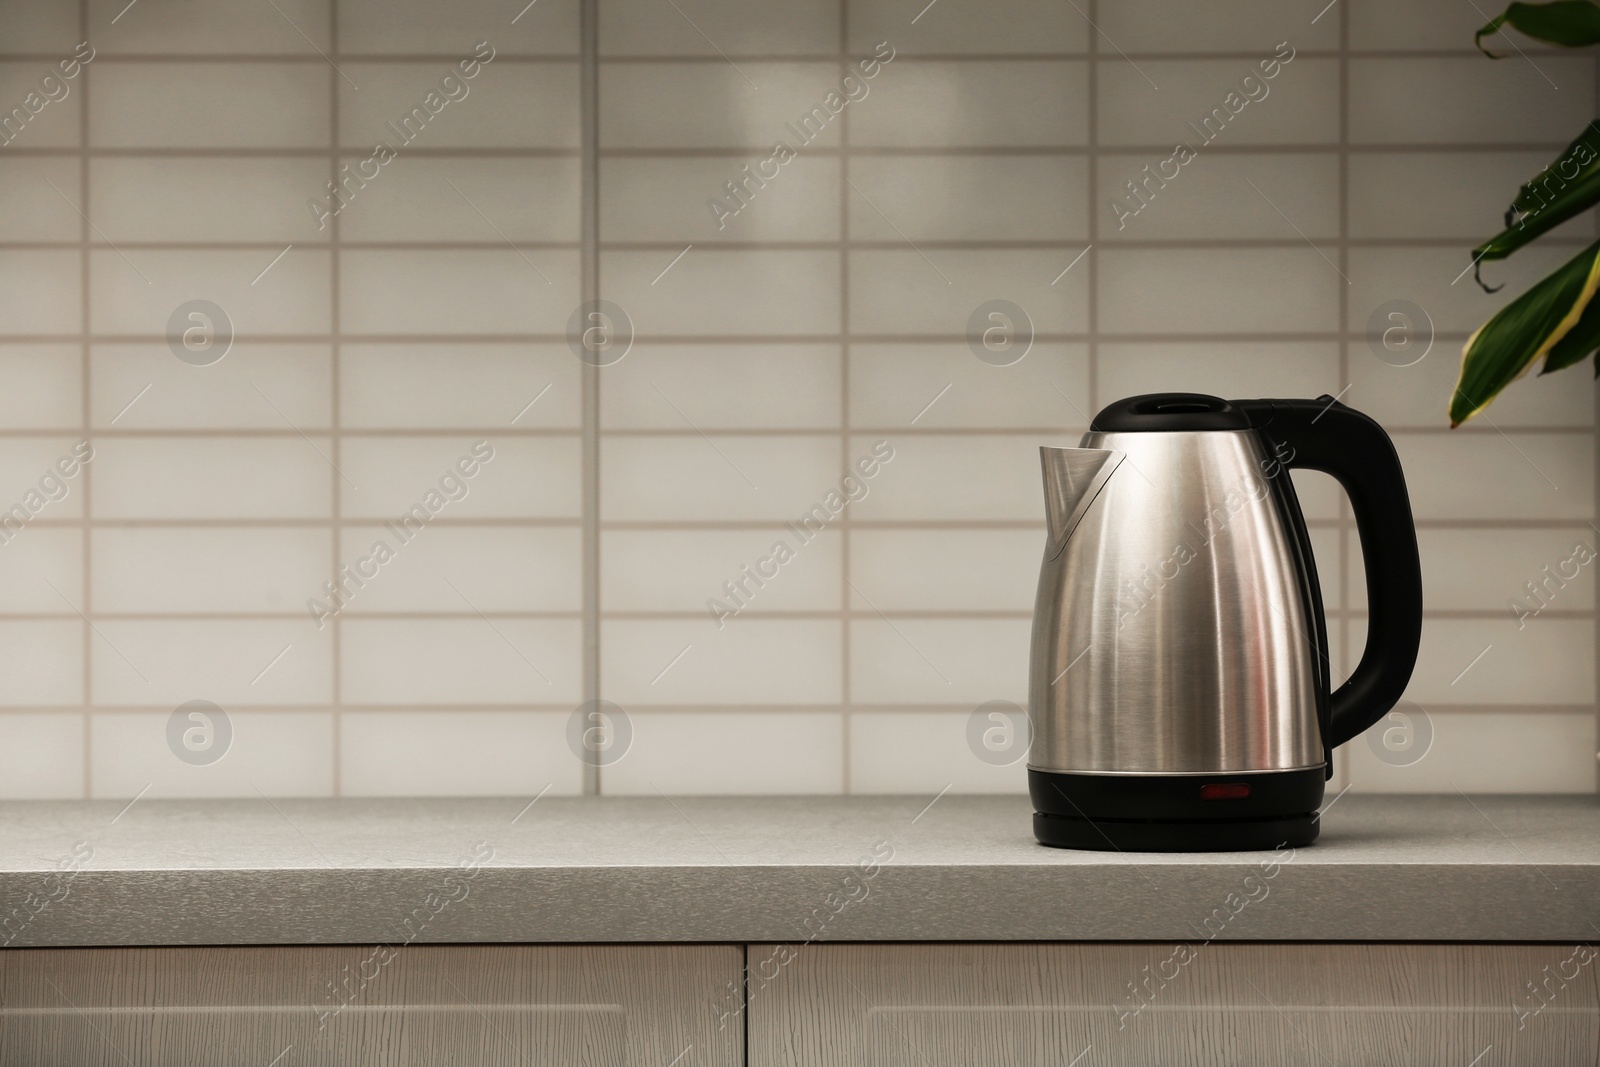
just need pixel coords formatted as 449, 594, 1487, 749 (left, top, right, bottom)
1199, 783, 1251, 800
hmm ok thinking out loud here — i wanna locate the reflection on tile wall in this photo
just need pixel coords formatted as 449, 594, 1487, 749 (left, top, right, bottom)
0, 0, 1593, 798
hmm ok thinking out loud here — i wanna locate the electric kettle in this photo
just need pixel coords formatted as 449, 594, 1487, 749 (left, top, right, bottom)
1029, 393, 1423, 852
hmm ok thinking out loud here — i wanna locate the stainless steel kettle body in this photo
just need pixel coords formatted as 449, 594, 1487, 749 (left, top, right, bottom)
1028, 393, 1423, 852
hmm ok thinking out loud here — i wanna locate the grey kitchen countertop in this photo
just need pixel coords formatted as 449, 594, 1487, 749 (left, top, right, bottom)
0, 793, 1595, 947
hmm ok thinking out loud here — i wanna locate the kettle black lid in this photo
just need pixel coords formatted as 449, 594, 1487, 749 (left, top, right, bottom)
1089, 392, 1251, 432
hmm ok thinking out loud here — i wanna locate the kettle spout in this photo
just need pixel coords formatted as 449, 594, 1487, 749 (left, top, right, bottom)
1040, 446, 1122, 557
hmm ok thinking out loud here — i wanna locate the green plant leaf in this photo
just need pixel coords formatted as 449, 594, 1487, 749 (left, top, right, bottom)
1476, 1, 1600, 55
1543, 272, 1600, 371
1472, 120, 1600, 266
1452, 238, 1600, 426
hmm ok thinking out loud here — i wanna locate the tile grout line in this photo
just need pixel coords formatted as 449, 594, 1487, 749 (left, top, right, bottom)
78, 0, 91, 799
17, 236, 1600, 252
1336, 0, 1352, 796
1085, 0, 1099, 417
838, 0, 851, 795
6, 701, 1589, 715
581, 0, 602, 796
0, 607, 1576, 622
0, 47, 1586, 61
329, 0, 343, 797
0, 425, 1582, 438
3, 517, 1592, 530
5, 142, 1600, 158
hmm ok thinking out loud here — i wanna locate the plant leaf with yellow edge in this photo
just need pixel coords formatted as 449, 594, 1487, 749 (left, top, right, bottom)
1451, 238, 1600, 426
1477, 0, 1600, 56
1472, 120, 1600, 267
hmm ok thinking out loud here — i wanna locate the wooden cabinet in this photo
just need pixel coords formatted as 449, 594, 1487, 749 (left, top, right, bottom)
0, 944, 741, 1067
746, 942, 1600, 1066
7, 941, 1598, 1064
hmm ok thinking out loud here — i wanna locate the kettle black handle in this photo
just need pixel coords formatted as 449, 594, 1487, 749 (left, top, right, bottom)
1236, 397, 1424, 749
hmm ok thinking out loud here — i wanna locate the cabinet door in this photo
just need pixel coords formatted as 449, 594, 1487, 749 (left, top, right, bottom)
0, 943, 740, 1067
747, 942, 1600, 1066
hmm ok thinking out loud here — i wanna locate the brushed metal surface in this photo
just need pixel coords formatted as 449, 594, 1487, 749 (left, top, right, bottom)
1029, 430, 1324, 775
0, 795, 1597, 944
749, 942, 1600, 1067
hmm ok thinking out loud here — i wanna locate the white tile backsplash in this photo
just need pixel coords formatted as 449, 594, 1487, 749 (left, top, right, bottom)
601, 0, 839, 56
340, 618, 583, 706
600, 344, 840, 429
847, 0, 1087, 55
849, 711, 1028, 794
1097, 0, 1334, 53
1098, 152, 1340, 241
1348, 0, 1492, 51
1097, 342, 1341, 402
850, 618, 1031, 705
848, 250, 1088, 336
601, 435, 840, 522
87, 0, 329, 54
0, 159, 82, 242
0, 621, 83, 706
338, 0, 579, 54
601, 528, 841, 614
0, 62, 83, 148
1342, 710, 1596, 793
1395, 434, 1593, 521
339, 250, 579, 335
0, 529, 82, 613
90, 64, 330, 148
1393, 615, 1594, 707
1097, 58, 1340, 148
335, 159, 582, 244
1348, 57, 1594, 145
0, 251, 80, 335
1348, 244, 1581, 337
0, 714, 83, 798
0, 0, 1591, 799
601, 619, 842, 706
89, 711, 334, 798
848, 344, 1089, 429
89, 345, 332, 430
1348, 152, 1594, 241
339, 436, 581, 519
89, 158, 331, 244
601, 156, 841, 244
601, 249, 839, 335
92, 528, 330, 615
0, 437, 91, 520
91, 438, 333, 519
847, 156, 1088, 242
0, 346, 81, 429
1346, 343, 1593, 430
89, 619, 332, 707
339, 710, 582, 796
849, 60, 1088, 147
0, 4, 79, 51
339, 525, 582, 614
849, 528, 1040, 613
601, 711, 844, 795
337, 62, 580, 149
1099, 248, 1342, 334
89, 249, 332, 337
1350, 527, 1597, 613
339, 345, 579, 429
600, 63, 847, 149
848, 434, 1083, 522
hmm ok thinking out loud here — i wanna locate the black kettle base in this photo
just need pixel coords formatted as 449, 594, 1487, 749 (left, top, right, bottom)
1029, 767, 1326, 852
1033, 811, 1319, 853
